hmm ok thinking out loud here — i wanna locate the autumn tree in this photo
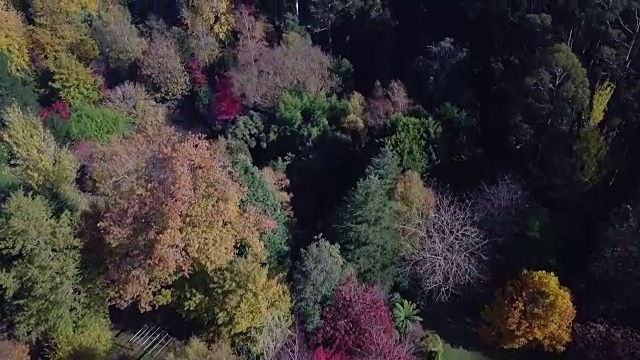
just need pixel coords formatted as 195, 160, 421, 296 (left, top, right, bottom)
93, 122, 274, 309
367, 80, 410, 129
93, 5, 147, 68
181, 0, 234, 42
173, 259, 292, 353
0, 105, 82, 210
403, 190, 486, 301
102, 81, 158, 120
294, 238, 352, 333
231, 7, 337, 107
139, 30, 189, 101
47, 53, 103, 107
333, 148, 402, 288
480, 270, 576, 352
314, 276, 415, 360
0, 0, 30, 74
214, 75, 242, 122
167, 338, 239, 360
341, 91, 367, 134
394, 170, 435, 253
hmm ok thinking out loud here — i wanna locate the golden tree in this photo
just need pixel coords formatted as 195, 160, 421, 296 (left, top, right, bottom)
480, 270, 576, 352
93, 121, 274, 310
588, 80, 615, 126
0, 0, 30, 74
181, 0, 235, 42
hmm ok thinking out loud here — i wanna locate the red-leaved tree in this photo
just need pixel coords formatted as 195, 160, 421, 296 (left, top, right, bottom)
38, 100, 71, 120
186, 57, 208, 89
310, 346, 345, 360
314, 275, 416, 360
214, 74, 241, 122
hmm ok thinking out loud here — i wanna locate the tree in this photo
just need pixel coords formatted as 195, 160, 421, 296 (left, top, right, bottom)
231, 8, 337, 107
341, 91, 367, 134
102, 81, 157, 120
167, 338, 239, 360
0, 0, 30, 74
0, 53, 39, 112
386, 115, 441, 174
314, 276, 415, 360
393, 299, 423, 337
403, 190, 487, 301
174, 259, 292, 353
0, 339, 30, 360
232, 152, 291, 271
588, 80, 615, 126
480, 270, 576, 352
93, 5, 147, 68
214, 75, 242, 122
294, 238, 352, 333
394, 171, 435, 253
0, 191, 80, 341
93, 123, 274, 309
140, 30, 189, 101
333, 148, 402, 288
66, 105, 134, 143
47, 53, 102, 107
181, 0, 234, 42
1, 105, 82, 210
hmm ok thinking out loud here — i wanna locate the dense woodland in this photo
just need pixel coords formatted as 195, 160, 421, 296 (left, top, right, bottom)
0, 0, 640, 359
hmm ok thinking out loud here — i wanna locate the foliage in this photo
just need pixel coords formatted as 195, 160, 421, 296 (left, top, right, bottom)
47, 53, 102, 107
231, 8, 337, 107
231, 152, 291, 271
214, 75, 242, 122
0, 191, 80, 341
226, 111, 267, 149
480, 270, 576, 352
273, 91, 348, 149
93, 5, 146, 68
94, 123, 274, 310
140, 30, 189, 101
314, 276, 415, 360
294, 238, 352, 333
333, 148, 402, 288
1, 105, 82, 210
49, 310, 113, 360
67, 105, 133, 143
393, 299, 423, 336
367, 80, 410, 128
575, 125, 607, 183
175, 259, 291, 353
0, 53, 39, 112
341, 91, 367, 134
185, 57, 207, 89
421, 331, 443, 360
181, 0, 235, 42
386, 115, 441, 174
589, 80, 615, 126
404, 190, 486, 301
167, 338, 239, 360
102, 81, 157, 120
0, 1, 30, 74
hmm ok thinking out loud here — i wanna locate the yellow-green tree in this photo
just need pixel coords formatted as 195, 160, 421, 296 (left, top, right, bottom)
177, 259, 292, 353
47, 53, 102, 107
0, 0, 30, 74
395, 170, 436, 252
588, 80, 615, 126
341, 91, 367, 134
0, 105, 82, 210
575, 125, 607, 183
480, 270, 576, 352
181, 0, 235, 42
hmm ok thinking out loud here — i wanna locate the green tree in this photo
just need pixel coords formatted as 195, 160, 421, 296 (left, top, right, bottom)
47, 53, 102, 107
386, 115, 441, 174
1, 105, 82, 211
0, 191, 80, 341
333, 148, 402, 288
0, 53, 39, 112
294, 237, 352, 333
67, 105, 134, 143
232, 152, 291, 272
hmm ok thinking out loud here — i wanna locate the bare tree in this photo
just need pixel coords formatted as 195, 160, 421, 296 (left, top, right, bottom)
473, 176, 528, 244
257, 316, 310, 360
403, 191, 487, 301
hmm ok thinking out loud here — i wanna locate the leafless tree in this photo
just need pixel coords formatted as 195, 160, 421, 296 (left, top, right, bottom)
403, 190, 487, 301
257, 316, 310, 360
473, 176, 528, 244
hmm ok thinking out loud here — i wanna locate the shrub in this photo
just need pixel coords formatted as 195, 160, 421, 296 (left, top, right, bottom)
421, 331, 444, 360
480, 270, 576, 352
67, 105, 134, 142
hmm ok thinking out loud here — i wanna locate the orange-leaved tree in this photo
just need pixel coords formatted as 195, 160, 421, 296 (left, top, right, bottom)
480, 270, 576, 352
93, 120, 275, 310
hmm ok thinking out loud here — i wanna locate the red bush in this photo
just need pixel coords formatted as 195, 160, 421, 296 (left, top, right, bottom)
39, 100, 71, 120
214, 75, 241, 122
186, 57, 208, 89
314, 275, 416, 360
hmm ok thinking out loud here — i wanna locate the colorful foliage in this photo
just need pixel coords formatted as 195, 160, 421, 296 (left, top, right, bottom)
0, 1, 30, 74
480, 270, 576, 352
140, 31, 189, 101
214, 75, 242, 121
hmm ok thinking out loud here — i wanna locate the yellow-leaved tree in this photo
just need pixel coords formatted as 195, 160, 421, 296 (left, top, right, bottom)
181, 0, 235, 42
0, 0, 30, 74
480, 270, 576, 352
588, 80, 615, 126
